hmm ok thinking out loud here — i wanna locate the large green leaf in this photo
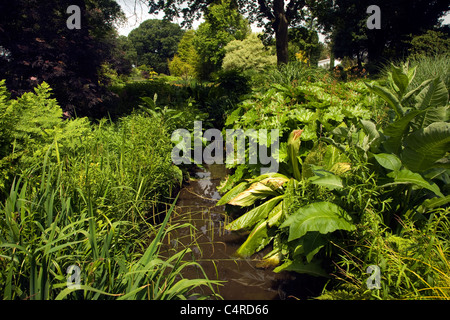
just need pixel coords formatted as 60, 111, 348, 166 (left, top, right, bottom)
383, 110, 423, 138
361, 120, 382, 151
267, 201, 284, 227
401, 122, 450, 172
227, 181, 278, 207
309, 174, 343, 190
374, 153, 402, 171
382, 110, 423, 154
297, 231, 328, 263
287, 130, 303, 181
414, 106, 448, 129
273, 259, 329, 277
216, 181, 249, 206
415, 77, 449, 109
235, 219, 271, 258
390, 64, 410, 97
385, 169, 444, 198
420, 195, 450, 211
280, 202, 355, 242
365, 82, 404, 118
226, 195, 283, 231
249, 172, 290, 184
402, 79, 433, 103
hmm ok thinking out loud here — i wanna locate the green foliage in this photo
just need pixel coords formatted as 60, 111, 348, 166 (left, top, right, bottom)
322, 208, 450, 300
193, 0, 251, 79
268, 61, 330, 87
311, 0, 449, 68
288, 26, 323, 66
408, 54, 450, 91
365, 62, 449, 174
0, 82, 220, 300
217, 132, 356, 278
128, 19, 184, 74
0, 0, 126, 117
222, 33, 277, 73
111, 73, 247, 127
0, 173, 220, 300
281, 201, 355, 242
217, 57, 448, 301
0, 81, 91, 194
168, 30, 201, 79
409, 30, 450, 57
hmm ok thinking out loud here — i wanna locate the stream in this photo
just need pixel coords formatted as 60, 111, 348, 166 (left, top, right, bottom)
167, 164, 323, 300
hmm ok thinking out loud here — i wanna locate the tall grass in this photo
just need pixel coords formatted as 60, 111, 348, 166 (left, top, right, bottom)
0, 146, 221, 300
0, 107, 221, 299
379, 54, 450, 90
408, 54, 450, 90
322, 207, 450, 300
267, 61, 331, 87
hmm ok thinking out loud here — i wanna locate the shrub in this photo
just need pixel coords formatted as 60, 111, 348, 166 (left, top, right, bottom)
409, 30, 450, 57
0, 80, 91, 196
222, 33, 277, 73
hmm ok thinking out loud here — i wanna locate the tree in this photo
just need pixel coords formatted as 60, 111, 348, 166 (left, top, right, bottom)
147, 0, 308, 65
311, 0, 450, 68
409, 29, 450, 57
222, 33, 276, 72
193, 0, 251, 79
288, 26, 322, 66
168, 30, 201, 79
0, 0, 126, 117
128, 19, 184, 74
116, 35, 138, 68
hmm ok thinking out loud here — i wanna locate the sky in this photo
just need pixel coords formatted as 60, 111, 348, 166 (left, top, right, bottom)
116, 0, 450, 41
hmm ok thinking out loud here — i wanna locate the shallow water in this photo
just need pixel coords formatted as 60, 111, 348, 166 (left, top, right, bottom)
166, 164, 323, 300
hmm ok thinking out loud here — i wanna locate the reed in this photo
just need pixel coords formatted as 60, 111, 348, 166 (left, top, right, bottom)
0, 136, 221, 300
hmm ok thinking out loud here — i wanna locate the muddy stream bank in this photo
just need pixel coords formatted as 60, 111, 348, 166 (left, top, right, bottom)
165, 164, 323, 300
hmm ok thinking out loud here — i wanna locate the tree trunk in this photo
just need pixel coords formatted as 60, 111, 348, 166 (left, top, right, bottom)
273, 0, 289, 65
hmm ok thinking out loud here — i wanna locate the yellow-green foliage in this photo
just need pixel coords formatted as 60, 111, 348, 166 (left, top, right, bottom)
0, 80, 91, 192
222, 33, 277, 72
324, 208, 450, 300
168, 30, 201, 79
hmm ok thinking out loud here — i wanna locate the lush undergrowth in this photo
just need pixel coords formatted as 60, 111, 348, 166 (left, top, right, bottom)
0, 81, 220, 299
218, 59, 450, 300
1, 55, 448, 300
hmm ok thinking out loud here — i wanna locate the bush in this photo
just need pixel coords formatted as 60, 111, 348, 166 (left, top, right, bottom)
0, 80, 91, 196
409, 54, 450, 91
0, 81, 219, 300
409, 30, 450, 57
379, 54, 450, 91
222, 33, 277, 73
267, 61, 330, 87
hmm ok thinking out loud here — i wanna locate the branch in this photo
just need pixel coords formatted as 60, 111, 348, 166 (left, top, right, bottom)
257, 0, 274, 22
286, 0, 306, 21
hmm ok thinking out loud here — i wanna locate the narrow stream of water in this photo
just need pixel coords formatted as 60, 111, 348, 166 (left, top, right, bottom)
167, 164, 322, 300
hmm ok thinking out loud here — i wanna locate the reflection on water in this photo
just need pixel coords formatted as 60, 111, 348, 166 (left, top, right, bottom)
165, 164, 322, 300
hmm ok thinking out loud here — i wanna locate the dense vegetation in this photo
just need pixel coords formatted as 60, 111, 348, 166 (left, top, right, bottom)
0, 0, 449, 301
218, 56, 450, 299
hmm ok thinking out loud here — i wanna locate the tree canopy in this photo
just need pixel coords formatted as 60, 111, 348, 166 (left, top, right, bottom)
311, 0, 450, 68
168, 30, 201, 79
222, 33, 276, 72
147, 0, 309, 65
128, 19, 184, 74
0, 0, 127, 117
193, 0, 251, 78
